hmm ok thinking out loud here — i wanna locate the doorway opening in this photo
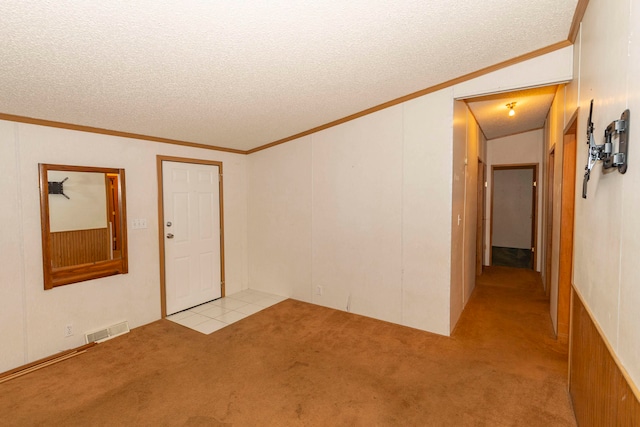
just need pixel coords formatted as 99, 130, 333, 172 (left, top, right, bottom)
490, 164, 538, 269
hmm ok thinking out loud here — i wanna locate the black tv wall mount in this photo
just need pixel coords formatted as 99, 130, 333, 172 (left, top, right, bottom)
48, 177, 70, 199
582, 99, 630, 198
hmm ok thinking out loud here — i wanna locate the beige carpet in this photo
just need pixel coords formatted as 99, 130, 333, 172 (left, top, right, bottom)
0, 267, 576, 426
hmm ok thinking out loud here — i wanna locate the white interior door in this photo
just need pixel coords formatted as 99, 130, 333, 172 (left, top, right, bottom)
163, 161, 221, 315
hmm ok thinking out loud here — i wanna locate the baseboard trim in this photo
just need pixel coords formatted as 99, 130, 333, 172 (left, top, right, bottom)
570, 287, 640, 424
0, 343, 95, 384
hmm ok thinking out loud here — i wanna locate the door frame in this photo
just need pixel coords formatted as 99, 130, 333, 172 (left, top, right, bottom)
156, 155, 225, 318
557, 111, 578, 344
489, 163, 538, 269
476, 158, 486, 276
544, 146, 556, 296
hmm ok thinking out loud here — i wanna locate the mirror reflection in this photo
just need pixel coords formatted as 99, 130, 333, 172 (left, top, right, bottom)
39, 164, 128, 289
48, 171, 122, 267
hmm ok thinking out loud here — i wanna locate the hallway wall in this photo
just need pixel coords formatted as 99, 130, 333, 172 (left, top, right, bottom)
451, 103, 485, 331
566, 0, 640, 390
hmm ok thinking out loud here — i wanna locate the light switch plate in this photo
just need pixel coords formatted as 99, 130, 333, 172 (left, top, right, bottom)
132, 218, 148, 229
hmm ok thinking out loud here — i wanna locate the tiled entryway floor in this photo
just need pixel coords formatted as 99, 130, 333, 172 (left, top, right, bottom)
166, 289, 287, 335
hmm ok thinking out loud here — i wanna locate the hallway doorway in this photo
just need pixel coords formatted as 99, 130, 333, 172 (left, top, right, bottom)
490, 164, 538, 269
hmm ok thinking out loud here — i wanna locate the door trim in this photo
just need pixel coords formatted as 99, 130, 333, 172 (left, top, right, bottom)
476, 158, 485, 275
156, 155, 225, 318
489, 163, 539, 269
557, 112, 578, 344
544, 146, 556, 296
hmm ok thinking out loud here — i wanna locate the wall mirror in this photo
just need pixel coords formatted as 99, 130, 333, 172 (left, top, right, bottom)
39, 164, 128, 289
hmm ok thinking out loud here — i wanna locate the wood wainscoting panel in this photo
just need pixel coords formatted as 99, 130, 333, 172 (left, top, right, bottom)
50, 228, 110, 267
570, 289, 640, 426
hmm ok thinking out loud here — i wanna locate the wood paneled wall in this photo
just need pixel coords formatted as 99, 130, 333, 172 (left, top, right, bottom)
50, 228, 110, 267
570, 289, 640, 426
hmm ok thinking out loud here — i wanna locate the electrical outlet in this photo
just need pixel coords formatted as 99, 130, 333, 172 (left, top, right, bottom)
64, 324, 73, 337
315, 285, 323, 296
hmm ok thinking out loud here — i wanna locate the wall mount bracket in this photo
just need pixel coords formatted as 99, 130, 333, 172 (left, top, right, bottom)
48, 177, 70, 199
582, 100, 630, 198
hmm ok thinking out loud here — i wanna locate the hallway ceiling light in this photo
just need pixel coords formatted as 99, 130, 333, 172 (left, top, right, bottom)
506, 102, 517, 117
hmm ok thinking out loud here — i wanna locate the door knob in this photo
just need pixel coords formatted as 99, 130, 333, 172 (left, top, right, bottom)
166, 233, 174, 239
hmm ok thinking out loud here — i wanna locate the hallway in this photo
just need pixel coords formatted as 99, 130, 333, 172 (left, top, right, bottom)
450, 266, 576, 424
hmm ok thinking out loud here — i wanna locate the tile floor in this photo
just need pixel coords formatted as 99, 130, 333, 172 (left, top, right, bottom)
166, 289, 287, 335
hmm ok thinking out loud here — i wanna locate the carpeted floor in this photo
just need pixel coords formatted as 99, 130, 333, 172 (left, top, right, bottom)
0, 267, 576, 426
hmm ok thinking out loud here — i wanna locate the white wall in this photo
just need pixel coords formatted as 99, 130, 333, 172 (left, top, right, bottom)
248, 89, 455, 336
486, 129, 544, 270
311, 105, 405, 324
48, 171, 107, 232
402, 93, 455, 333
0, 121, 248, 372
568, 0, 640, 387
247, 137, 313, 302
453, 46, 573, 99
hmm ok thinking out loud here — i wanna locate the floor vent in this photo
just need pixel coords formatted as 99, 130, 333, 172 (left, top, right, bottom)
85, 321, 130, 344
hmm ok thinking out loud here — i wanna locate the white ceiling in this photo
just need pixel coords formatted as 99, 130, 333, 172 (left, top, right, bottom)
0, 1, 579, 152
466, 85, 559, 140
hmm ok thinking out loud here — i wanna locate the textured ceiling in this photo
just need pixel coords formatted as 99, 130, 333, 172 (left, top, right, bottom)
466, 86, 559, 140
0, 1, 579, 152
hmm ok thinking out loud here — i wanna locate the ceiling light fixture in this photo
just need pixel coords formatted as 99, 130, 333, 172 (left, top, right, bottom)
506, 102, 516, 117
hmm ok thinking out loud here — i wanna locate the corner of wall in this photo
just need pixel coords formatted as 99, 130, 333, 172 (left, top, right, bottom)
0, 120, 28, 372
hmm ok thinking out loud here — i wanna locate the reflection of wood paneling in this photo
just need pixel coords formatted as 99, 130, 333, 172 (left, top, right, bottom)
570, 289, 640, 425
50, 228, 110, 268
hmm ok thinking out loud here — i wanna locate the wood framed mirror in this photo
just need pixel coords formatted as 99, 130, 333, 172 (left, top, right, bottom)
39, 164, 128, 289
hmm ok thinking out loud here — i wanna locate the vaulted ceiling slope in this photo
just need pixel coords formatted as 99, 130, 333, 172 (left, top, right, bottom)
0, 1, 579, 152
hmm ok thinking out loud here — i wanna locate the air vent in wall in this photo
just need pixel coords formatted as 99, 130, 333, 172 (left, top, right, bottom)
85, 321, 130, 344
